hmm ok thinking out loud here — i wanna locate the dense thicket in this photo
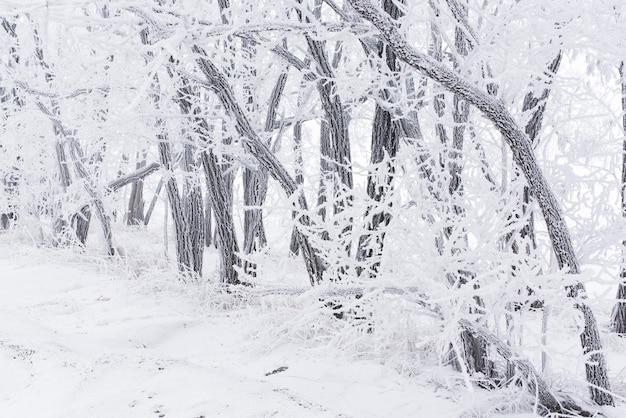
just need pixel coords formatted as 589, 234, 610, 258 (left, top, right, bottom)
1, 0, 625, 413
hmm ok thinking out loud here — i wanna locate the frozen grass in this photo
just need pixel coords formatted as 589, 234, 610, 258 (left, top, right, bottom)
2, 227, 626, 417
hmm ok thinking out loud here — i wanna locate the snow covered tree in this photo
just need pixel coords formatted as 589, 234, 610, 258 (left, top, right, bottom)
346, 0, 613, 406
611, 61, 626, 334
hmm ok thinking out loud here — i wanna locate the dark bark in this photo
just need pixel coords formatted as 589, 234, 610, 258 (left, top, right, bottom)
298, 0, 354, 274
139, 29, 205, 280
430, 2, 490, 379
289, 119, 306, 256
347, 0, 613, 405
52, 140, 71, 239
1, 164, 20, 230
176, 82, 239, 283
522, 52, 563, 144
126, 155, 147, 226
204, 191, 213, 248
459, 319, 563, 415
157, 136, 198, 279
513, 51, 563, 261
181, 143, 205, 277
176, 77, 239, 284
73, 205, 91, 245
193, 48, 325, 285
317, 119, 333, 237
356, 0, 402, 278
242, 71, 288, 275
200, 149, 241, 284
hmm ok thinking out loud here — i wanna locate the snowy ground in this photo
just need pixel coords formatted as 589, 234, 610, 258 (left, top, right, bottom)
0, 231, 624, 417
0, 234, 462, 418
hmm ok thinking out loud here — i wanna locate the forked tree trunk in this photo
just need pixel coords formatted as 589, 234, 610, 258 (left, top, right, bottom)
175, 82, 237, 283
200, 148, 241, 284
66, 139, 115, 256
348, 0, 613, 406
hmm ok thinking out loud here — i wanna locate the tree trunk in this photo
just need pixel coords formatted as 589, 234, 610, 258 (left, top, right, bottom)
175, 82, 237, 283
611, 61, 626, 334
242, 70, 287, 275
200, 148, 241, 284
126, 153, 147, 226
356, 0, 402, 278
157, 136, 198, 280
299, 0, 354, 276
289, 118, 306, 256
66, 139, 115, 256
181, 143, 205, 277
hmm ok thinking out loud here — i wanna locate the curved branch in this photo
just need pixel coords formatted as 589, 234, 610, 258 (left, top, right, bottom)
346, 0, 613, 406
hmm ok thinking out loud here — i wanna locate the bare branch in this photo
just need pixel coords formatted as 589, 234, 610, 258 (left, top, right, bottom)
107, 162, 160, 193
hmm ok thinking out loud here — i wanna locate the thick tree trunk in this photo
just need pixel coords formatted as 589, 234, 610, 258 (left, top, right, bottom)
141, 29, 204, 280
356, 0, 402, 278
204, 191, 213, 248
317, 120, 333, 240
243, 167, 268, 275
348, 0, 613, 405
158, 137, 198, 280
200, 149, 241, 284
181, 143, 205, 277
509, 51, 563, 303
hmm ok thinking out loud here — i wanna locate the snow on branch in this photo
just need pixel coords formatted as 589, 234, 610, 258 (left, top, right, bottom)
15, 80, 109, 100
107, 162, 160, 193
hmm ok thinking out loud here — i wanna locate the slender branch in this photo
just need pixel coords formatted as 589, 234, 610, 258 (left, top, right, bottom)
16, 80, 109, 99
107, 162, 160, 193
